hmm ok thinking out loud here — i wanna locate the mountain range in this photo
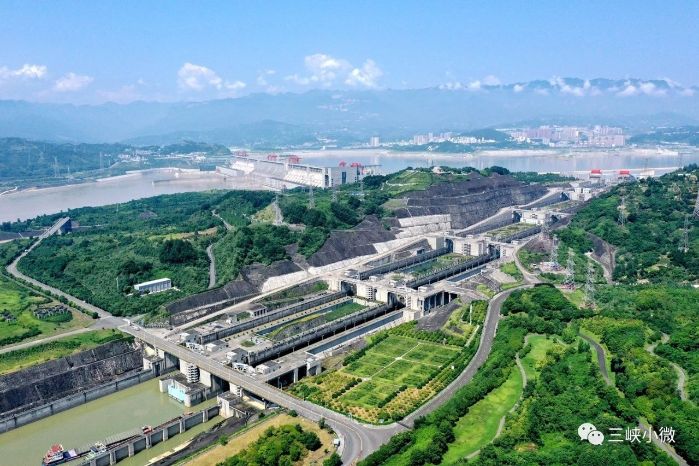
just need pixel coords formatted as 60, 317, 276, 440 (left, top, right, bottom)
1, 77, 697, 145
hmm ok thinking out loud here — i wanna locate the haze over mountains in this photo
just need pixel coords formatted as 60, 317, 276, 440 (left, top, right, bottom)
1, 77, 697, 145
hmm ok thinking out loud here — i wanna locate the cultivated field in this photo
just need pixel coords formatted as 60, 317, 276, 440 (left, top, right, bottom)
289, 324, 478, 423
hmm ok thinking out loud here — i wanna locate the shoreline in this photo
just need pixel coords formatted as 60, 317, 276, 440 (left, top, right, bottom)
293, 147, 688, 160
2, 168, 223, 197
2, 146, 695, 198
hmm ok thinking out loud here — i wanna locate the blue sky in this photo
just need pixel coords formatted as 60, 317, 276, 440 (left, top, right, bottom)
1, 0, 697, 103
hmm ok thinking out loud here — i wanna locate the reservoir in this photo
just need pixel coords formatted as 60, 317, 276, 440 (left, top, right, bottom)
2, 149, 699, 223
0, 379, 205, 466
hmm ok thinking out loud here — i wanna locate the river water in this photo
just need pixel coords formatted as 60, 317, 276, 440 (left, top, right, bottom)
3, 148, 699, 223
0, 379, 196, 466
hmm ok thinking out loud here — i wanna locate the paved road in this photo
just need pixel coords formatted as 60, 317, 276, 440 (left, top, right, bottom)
212, 210, 233, 231
583, 332, 688, 465
4, 216, 532, 464
580, 334, 611, 386
6, 218, 111, 321
646, 333, 691, 403
125, 325, 402, 463
402, 282, 533, 427
206, 244, 216, 289
0, 326, 91, 354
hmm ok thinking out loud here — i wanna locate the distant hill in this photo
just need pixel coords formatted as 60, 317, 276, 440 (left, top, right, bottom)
0, 138, 229, 183
629, 126, 699, 146
0, 78, 698, 144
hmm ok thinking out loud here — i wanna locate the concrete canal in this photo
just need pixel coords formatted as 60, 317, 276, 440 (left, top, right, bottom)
0, 379, 211, 466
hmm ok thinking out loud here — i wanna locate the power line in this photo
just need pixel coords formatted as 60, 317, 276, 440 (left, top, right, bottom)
680, 214, 690, 253
618, 187, 627, 227
564, 249, 576, 289
584, 256, 595, 307
549, 234, 559, 268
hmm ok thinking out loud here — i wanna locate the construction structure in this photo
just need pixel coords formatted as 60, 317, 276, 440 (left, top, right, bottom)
222, 153, 380, 190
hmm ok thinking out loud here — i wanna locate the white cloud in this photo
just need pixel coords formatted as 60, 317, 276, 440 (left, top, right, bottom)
177, 62, 223, 91
177, 63, 246, 95
256, 69, 276, 86
513, 83, 525, 93
284, 73, 311, 85
305, 53, 351, 85
345, 59, 383, 88
286, 53, 382, 89
53, 72, 93, 92
616, 81, 666, 97
0, 63, 47, 80
482, 75, 501, 86
439, 81, 464, 90
639, 82, 666, 96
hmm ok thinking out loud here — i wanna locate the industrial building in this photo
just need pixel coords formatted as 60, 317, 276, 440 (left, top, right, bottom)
134, 278, 172, 294
221, 153, 379, 189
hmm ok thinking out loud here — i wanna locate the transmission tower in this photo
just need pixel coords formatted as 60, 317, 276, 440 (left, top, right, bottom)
670, 182, 682, 201
618, 189, 627, 227
331, 183, 338, 202
693, 188, 699, 219
549, 235, 559, 268
563, 249, 576, 289
360, 177, 365, 197
584, 257, 596, 307
540, 213, 551, 239
680, 214, 690, 253
308, 184, 315, 208
274, 193, 282, 226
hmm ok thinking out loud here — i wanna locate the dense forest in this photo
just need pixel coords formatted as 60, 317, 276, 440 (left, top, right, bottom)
0, 137, 230, 186
361, 167, 699, 464
17, 190, 273, 315
216, 424, 321, 466
564, 165, 699, 283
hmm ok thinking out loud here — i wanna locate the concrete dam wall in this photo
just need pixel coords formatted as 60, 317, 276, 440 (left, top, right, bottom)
0, 340, 150, 432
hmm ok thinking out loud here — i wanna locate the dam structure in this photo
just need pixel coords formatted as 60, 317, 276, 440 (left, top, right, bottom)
218, 153, 379, 189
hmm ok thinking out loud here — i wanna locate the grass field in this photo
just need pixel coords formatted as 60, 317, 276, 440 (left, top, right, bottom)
0, 274, 91, 347
183, 413, 335, 466
500, 261, 524, 282
290, 332, 467, 423
440, 334, 557, 464
489, 222, 534, 239
404, 254, 463, 277
441, 367, 523, 464
520, 335, 558, 381
517, 248, 548, 272
266, 301, 366, 340
0, 329, 128, 374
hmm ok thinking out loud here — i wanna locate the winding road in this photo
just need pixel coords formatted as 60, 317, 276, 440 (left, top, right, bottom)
582, 331, 689, 465
646, 333, 691, 403
3, 217, 539, 464
206, 244, 216, 289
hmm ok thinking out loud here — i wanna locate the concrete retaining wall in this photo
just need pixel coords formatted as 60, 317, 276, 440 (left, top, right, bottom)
88, 406, 220, 466
0, 370, 154, 433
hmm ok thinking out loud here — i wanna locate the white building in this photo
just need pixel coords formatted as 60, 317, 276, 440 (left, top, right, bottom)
134, 278, 172, 294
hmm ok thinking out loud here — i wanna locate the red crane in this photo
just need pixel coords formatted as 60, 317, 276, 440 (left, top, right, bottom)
288, 155, 301, 164
338, 160, 347, 167
350, 162, 362, 168
267, 153, 278, 161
